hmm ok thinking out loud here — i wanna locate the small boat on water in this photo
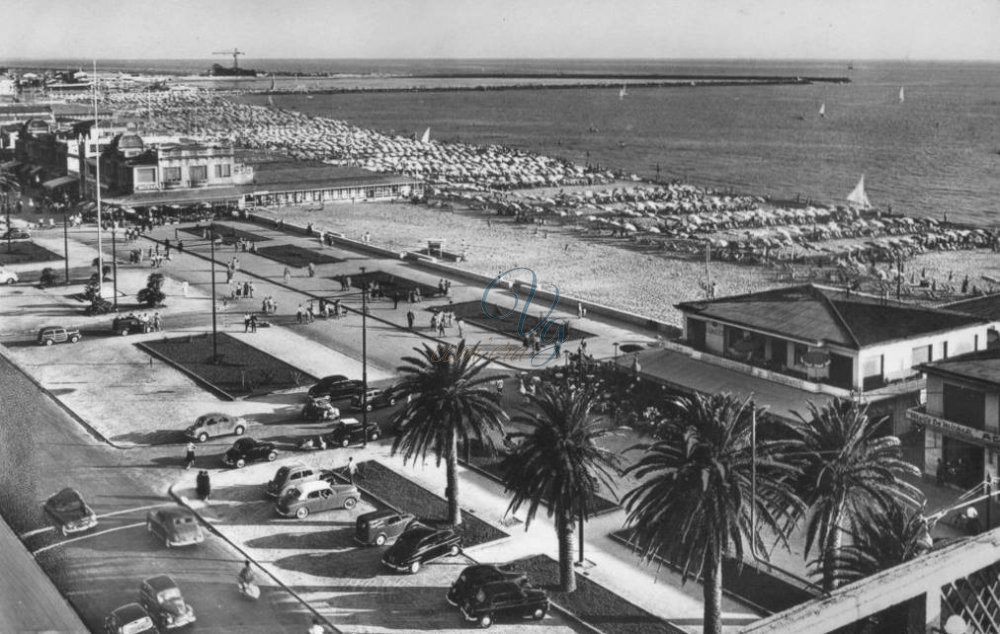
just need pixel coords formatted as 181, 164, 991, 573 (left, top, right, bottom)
619, 85, 628, 100
819, 103, 826, 118
847, 175, 872, 209
420, 127, 431, 143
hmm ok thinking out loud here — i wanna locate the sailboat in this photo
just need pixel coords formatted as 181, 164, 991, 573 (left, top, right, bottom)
819, 103, 826, 118
847, 175, 872, 209
619, 85, 628, 100
420, 127, 430, 143
898, 86, 905, 104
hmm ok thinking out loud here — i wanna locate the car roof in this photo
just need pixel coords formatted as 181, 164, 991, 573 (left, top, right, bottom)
156, 507, 195, 520
198, 412, 230, 421
233, 437, 260, 448
39, 326, 66, 331
360, 509, 412, 521
297, 480, 335, 494
339, 417, 361, 426
48, 488, 83, 504
111, 603, 149, 620
142, 575, 178, 592
280, 462, 309, 472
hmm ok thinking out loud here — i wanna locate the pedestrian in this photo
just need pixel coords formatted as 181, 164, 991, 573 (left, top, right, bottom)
296, 304, 305, 324
430, 311, 439, 331
182, 281, 189, 298
153, 312, 162, 332
393, 292, 399, 309
308, 617, 325, 634
577, 302, 584, 319
347, 456, 358, 484
196, 470, 211, 502
437, 320, 446, 337
164, 239, 171, 255
308, 262, 316, 278
456, 317, 464, 338
406, 309, 415, 329
283, 267, 291, 284
244, 312, 252, 332
250, 313, 258, 333
307, 301, 315, 323
248, 281, 255, 298
345, 275, 352, 290
184, 442, 196, 469
936, 457, 946, 486
495, 378, 504, 400
243, 281, 250, 298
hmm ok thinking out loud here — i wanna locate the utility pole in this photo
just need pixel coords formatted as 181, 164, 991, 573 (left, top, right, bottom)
360, 266, 369, 447
210, 228, 218, 362
111, 220, 118, 309
92, 60, 103, 299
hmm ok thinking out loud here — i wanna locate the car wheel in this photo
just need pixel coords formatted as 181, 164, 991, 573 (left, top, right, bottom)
295, 507, 309, 520
374, 534, 387, 546
267, 451, 278, 461
477, 614, 493, 629
120, 328, 129, 336
61, 525, 68, 536
532, 607, 546, 620
365, 403, 373, 412
197, 432, 209, 443
234, 425, 245, 436
69, 335, 80, 343
343, 497, 357, 510
236, 458, 246, 468
370, 431, 380, 441
408, 561, 421, 574
165, 537, 171, 548
44, 339, 54, 346
341, 438, 350, 448
449, 544, 461, 556
388, 397, 397, 406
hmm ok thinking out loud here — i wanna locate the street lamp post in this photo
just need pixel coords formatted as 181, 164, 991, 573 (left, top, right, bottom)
63, 203, 70, 286
360, 266, 369, 447
111, 218, 118, 309
209, 226, 219, 362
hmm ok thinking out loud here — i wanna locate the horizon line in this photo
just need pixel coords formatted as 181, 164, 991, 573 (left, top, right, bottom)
2, 56, 1000, 64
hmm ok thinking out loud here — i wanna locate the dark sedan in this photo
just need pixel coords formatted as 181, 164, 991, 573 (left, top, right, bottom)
381, 524, 462, 574
306, 374, 351, 399
447, 564, 528, 607
350, 387, 398, 412
223, 438, 278, 468
460, 580, 549, 628
145, 507, 204, 548
44, 487, 98, 536
327, 417, 381, 448
324, 379, 365, 401
104, 603, 157, 634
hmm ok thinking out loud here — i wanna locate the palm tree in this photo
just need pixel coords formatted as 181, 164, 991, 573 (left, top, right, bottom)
389, 339, 507, 526
499, 383, 621, 592
823, 501, 933, 585
621, 393, 803, 634
791, 399, 923, 592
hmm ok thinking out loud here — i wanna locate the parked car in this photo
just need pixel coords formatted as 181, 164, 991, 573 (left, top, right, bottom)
327, 417, 381, 448
275, 480, 360, 519
381, 524, 462, 574
138, 575, 196, 630
306, 374, 351, 399
185, 412, 248, 443
223, 438, 278, 468
37, 325, 81, 346
0, 267, 18, 284
355, 510, 417, 546
301, 395, 340, 422
321, 379, 365, 401
1, 227, 30, 240
44, 487, 98, 535
145, 507, 205, 548
460, 580, 549, 628
104, 603, 158, 634
350, 387, 398, 412
265, 462, 330, 498
112, 315, 153, 336
447, 564, 528, 607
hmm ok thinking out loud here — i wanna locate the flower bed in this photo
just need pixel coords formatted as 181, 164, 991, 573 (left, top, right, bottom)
350, 270, 443, 300
140, 332, 316, 398
0, 241, 63, 265
255, 244, 344, 268
610, 528, 815, 614
515, 554, 685, 634
338, 460, 509, 549
179, 225, 271, 245
430, 300, 595, 343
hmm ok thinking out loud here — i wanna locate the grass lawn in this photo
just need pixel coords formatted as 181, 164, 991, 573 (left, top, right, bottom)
428, 299, 595, 343
140, 332, 317, 398
610, 528, 815, 614
338, 460, 509, 549
256, 244, 344, 268
349, 270, 443, 301
515, 554, 685, 634
179, 225, 271, 245
0, 241, 64, 265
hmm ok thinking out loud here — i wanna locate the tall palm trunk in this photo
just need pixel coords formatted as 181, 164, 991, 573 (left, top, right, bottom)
822, 501, 845, 592
703, 544, 723, 634
446, 430, 462, 526
555, 506, 577, 592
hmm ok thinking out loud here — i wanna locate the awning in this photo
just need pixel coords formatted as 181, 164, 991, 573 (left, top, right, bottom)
42, 175, 78, 189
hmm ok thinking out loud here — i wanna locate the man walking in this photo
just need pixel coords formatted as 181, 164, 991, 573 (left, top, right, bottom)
406, 309, 415, 329
244, 312, 252, 333
347, 456, 358, 484
184, 442, 196, 469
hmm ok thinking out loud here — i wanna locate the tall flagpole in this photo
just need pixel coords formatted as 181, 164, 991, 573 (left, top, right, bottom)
92, 60, 103, 298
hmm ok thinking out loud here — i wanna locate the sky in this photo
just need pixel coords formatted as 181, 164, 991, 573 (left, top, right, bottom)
1, 0, 998, 61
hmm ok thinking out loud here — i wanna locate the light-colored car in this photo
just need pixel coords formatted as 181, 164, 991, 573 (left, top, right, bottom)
275, 480, 360, 519
37, 326, 81, 346
0, 268, 17, 285
146, 507, 205, 548
185, 412, 248, 442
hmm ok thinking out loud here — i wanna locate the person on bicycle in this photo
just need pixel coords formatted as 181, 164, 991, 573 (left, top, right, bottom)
238, 560, 256, 588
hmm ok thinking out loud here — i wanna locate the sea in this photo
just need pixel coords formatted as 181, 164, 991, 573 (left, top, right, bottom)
9, 58, 1000, 225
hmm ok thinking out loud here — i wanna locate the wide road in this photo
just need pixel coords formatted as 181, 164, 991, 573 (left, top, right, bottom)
0, 352, 321, 633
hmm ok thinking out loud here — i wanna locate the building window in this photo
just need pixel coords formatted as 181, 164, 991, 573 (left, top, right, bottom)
189, 165, 207, 182
162, 167, 181, 182
911, 345, 931, 367
793, 343, 808, 365
214, 163, 231, 178
943, 382, 985, 430
135, 168, 155, 184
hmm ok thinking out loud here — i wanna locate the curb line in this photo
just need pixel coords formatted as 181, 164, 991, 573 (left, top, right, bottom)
167, 482, 342, 634
0, 342, 124, 449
